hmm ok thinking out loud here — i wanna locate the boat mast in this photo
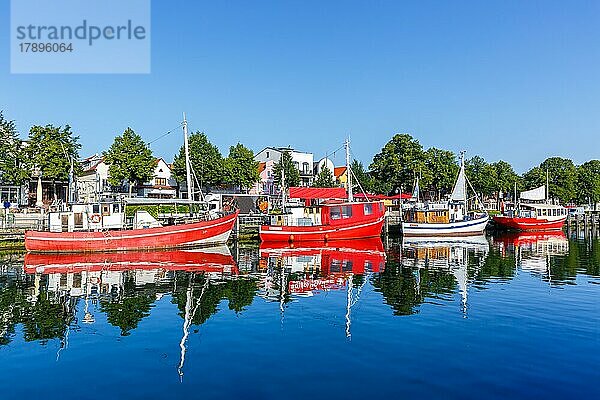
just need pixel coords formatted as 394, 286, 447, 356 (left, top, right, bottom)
182, 113, 194, 203
546, 169, 549, 202
280, 165, 286, 213
345, 138, 353, 202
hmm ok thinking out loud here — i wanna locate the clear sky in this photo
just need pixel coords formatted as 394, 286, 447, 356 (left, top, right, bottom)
1, 0, 599, 173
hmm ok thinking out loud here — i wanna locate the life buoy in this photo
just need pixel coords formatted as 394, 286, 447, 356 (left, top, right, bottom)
90, 214, 102, 223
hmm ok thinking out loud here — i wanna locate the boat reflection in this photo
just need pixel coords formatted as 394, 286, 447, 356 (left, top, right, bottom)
259, 238, 386, 337
400, 235, 490, 315
493, 231, 569, 280
6, 246, 253, 380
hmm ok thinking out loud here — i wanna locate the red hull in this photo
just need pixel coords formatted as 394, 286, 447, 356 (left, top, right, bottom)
24, 248, 237, 274
25, 211, 239, 253
260, 216, 385, 243
492, 215, 566, 231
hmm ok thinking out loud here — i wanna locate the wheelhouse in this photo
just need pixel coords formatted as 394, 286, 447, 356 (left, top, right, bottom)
321, 201, 385, 226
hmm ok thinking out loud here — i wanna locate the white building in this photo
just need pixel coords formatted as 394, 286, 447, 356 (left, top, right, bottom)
136, 158, 178, 199
77, 154, 111, 203
77, 156, 177, 201
254, 147, 314, 187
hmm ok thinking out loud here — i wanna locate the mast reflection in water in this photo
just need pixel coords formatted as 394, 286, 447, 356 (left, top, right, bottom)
0, 232, 599, 399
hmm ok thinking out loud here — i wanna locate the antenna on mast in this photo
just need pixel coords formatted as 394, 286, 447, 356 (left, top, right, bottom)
182, 113, 194, 204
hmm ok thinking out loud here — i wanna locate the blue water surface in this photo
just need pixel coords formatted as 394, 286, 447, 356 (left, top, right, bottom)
1, 233, 599, 399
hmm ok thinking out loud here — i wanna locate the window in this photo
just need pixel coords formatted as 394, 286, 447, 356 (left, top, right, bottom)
330, 207, 341, 220
293, 161, 300, 171
342, 205, 353, 218
266, 151, 270, 158
156, 178, 167, 186
364, 203, 373, 215
302, 162, 310, 174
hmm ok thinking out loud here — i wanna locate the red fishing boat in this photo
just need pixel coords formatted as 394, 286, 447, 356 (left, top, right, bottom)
492, 185, 567, 231
25, 210, 238, 253
259, 139, 386, 243
24, 114, 239, 253
260, 201, 385, 243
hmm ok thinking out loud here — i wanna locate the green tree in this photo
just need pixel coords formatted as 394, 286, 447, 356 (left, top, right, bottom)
522, 157, 577, 204
369, 134, 425, 195
0, 112, 28, 185
577, 160, 600, 208
25, 124, 81, 181
350, 159, 374, 193
422, 147, 458, 197
313, 166, 335, 188
491, 160, 520, 197
273, 150, 300, 188
173, 132, 225, 191
224, 143, 260, 192
465, 156, 497, 197
103, 128, 155, 197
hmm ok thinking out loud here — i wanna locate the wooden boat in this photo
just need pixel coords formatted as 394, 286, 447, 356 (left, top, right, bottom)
24, 114, 239, 253
259, 139, 386, 243
402, 154, 489, 236
25, 210, 239, 253
260, 201, 385, 243
492, 185, 567, 231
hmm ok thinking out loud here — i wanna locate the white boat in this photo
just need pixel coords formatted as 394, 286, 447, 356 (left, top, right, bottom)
402, 154, 489, 237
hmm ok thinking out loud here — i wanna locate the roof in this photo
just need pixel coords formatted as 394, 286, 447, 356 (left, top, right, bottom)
288, 187, 347, 200
333, 167, 347, 178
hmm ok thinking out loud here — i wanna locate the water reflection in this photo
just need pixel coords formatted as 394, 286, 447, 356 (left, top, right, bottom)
1, 232, 599, 348
259, 239, 386, 337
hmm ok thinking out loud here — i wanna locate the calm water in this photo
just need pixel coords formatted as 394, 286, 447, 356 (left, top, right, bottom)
1, 232, 599, 399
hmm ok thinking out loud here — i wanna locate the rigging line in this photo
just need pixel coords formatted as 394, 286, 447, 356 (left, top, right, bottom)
147, 123, 184, 145
316, 143, 346, 163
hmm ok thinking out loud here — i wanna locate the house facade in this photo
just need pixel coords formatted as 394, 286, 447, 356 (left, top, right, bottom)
136, 158, 178, 199
254, 147, 314, 191
77, 156, 177, 201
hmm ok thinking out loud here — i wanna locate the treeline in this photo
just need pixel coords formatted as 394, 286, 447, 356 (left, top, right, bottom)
0, 111, 260, 196
358, 133, 600, 205
2, 110, 598, 205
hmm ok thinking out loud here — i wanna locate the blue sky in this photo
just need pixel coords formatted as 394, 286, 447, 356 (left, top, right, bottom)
1, 0, 599, 173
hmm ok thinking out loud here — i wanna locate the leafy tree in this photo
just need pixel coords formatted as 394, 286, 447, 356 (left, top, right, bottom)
465, 156, 497, 197
422, 147, 458, 197
577, 160, 600, 208
350, 159, 374, 193
173, 132, 225, 191
0, 111, 28, 185
313, 166, 336, 188
273, 150, 300, 188
103, 128, 155, 197
491, 160, 520, 197
224, 143, 260, 192
25, 124, 81, 181
369, 134, 425, 195
522, 157, 577, 204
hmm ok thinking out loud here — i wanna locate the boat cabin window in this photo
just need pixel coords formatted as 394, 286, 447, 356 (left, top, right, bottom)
113, 203, 120, 213
330, 207, 341, 220
364, 203, 373, 215
93, 204, 100, 213
341, 205, 353, 218
102, 204, 110, 216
